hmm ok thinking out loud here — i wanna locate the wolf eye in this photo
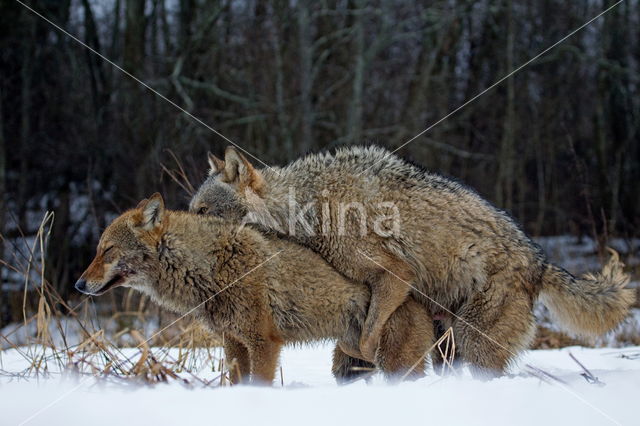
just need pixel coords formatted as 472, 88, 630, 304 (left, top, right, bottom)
198, 206, 209, 215
103, 246, 114, 255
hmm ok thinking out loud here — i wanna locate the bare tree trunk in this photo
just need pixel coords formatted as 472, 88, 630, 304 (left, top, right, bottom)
179, 0, 195, 51
346, 0, 365, 144
271, 0, 293, 157
124, 0, 146, 76
496, 0, 515, 213
17, 22, 34, 232
49, 187, 72, 298
298, 0, 314, 153
395, 2, 461, 150
394, 19, 448, 144
123, 0, 148, 198
533, 118, 546, 236
110, 0, 122, 59
82, 0, 108, 125
604, 1, 632, 233
150, 0, 159, 59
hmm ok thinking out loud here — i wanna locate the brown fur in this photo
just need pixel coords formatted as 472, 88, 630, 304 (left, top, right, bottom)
76, 194, 433, 385
190, 146, 635, 377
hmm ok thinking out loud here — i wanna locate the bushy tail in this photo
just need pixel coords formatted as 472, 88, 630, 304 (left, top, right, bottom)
539, 249, 635, 337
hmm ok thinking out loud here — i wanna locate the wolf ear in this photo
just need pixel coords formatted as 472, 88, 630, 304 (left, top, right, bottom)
223, 146, 264, 193
207, 152, 225, 176
137, 193, 165, 230
135, 198, 148, 209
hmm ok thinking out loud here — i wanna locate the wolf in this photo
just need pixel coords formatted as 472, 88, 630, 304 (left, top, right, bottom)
75, 193, 433, 385
189, 145, 635, 377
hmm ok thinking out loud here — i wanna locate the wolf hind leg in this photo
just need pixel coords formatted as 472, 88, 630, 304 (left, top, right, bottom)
453, 285, 536, 379
359, 266, 413, 361
376, 297, 434, 381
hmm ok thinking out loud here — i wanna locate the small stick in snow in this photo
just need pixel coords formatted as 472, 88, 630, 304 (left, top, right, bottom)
569, 352, 605, 386
524, 364, 569, 385
280, 366, 284, 387
619, 353, 640, 360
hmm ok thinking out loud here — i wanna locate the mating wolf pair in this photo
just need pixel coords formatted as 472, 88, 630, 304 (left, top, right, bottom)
76, 145, 635, 384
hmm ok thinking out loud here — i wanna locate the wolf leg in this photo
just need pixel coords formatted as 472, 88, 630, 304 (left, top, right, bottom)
453, 285, 536, 379
360, 267, 412, 361
223, 335, 251, 385
248, 338, 283, 385
376, 297, 433, 381
332, 344, 376, 384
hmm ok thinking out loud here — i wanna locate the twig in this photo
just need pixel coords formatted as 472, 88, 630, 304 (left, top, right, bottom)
569, 352, 605, 386
525, 364, 569, 385
160, 149, 196, 196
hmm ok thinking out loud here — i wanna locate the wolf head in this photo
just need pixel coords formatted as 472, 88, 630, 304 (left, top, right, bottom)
75, 194, 167, 296
189, 147, 266, 221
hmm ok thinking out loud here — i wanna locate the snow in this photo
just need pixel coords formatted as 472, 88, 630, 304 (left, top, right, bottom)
2, 343, 639, 426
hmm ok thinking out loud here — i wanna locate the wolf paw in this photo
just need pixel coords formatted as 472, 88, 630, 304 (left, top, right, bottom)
358, 336, 378, 363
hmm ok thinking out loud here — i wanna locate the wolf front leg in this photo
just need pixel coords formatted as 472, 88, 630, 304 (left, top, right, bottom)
359, 266, 413, 362
247, 337, 283, 386
223, 335, 251, 385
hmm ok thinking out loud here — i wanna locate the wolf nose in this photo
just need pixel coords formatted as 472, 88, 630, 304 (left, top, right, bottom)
75, 279, 87, 293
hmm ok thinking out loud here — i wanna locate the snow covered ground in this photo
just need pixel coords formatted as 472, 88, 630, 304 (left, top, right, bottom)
2, 343, 639, 426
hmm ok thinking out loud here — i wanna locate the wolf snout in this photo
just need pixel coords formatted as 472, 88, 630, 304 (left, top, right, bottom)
75, 278, 88, 293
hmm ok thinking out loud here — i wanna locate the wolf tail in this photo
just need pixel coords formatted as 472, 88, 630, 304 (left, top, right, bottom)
538, 249, 635, 337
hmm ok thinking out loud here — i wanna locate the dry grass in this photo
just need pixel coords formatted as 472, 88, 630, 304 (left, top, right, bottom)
1, 296, 232, 386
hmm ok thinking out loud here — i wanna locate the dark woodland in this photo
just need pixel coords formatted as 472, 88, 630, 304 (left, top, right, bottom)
0, 0, 638, 325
